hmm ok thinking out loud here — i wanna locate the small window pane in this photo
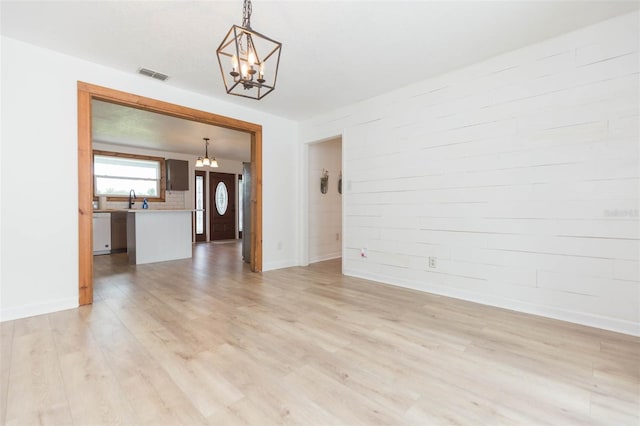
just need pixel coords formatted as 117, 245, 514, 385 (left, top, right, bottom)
215, 182, 228, 215
195, 176, 204, 234
95, 156, 159, 179
95, 177, 158, 197
238, 177, 243, 232
196, 176, 204, 209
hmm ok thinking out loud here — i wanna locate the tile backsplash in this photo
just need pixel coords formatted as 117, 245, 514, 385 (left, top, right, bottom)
163, 191, 187, 209
101, 191, 186, 210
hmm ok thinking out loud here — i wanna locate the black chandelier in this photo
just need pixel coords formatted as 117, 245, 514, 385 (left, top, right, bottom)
216, 0, 282, 100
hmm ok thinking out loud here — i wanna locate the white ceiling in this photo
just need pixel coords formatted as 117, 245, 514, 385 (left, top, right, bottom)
2, 1, 638, 123
92, 100, 252, 161
7, 1, 637, 159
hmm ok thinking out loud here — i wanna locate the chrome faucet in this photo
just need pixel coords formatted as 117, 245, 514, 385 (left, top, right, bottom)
128, 189, 136, 209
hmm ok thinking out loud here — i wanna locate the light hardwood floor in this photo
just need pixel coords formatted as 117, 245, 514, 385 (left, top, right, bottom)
1, 242, 638, 425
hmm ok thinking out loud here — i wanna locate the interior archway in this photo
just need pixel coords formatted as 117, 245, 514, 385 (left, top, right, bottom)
77, 82, 262, 305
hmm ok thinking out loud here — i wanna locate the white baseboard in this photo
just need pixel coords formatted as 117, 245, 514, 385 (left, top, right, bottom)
343, 268, 640, 337
0, 297, 78, 322
262, 258, 298, 272
309, 252, 341, 264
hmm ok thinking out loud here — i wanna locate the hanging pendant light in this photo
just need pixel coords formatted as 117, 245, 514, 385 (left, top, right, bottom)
216, 0, 282, 100
196, 138, 219, 168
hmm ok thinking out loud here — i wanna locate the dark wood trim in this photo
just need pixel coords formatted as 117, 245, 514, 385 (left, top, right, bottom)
92, 149, 167, 202
78, 82, 263, 306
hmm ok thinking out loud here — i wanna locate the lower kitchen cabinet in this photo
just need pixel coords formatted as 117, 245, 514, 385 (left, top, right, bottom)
93, 213, 111, 254
110, 211, 127, 251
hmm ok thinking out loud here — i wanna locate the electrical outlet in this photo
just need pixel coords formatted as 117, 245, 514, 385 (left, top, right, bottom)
429, 256, 437, 268
360, 248, 367, 258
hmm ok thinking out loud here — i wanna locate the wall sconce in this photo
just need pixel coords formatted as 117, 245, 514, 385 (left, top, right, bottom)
320, 169, 329, 194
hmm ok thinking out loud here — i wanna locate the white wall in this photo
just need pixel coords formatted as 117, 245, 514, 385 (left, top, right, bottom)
308, 138, 342, 263
300, 12, 640, 335
0, 36, 299, 321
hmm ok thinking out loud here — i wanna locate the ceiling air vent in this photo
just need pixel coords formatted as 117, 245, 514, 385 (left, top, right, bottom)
137, 67, 169, 81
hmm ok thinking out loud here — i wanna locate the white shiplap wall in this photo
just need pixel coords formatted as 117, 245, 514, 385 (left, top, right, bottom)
300, 12, 640, 335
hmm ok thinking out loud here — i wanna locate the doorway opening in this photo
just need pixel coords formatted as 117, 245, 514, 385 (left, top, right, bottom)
307, 137, 343, 264
77, 82, 263, 305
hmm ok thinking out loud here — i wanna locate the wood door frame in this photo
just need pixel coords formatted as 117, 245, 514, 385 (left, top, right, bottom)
78, 82, 263, 305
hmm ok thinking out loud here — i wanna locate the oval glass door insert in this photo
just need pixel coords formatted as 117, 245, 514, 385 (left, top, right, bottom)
215, 181, 229, 215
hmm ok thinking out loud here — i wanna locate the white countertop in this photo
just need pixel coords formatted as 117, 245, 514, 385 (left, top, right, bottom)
95, 209, 194, 213
126, 209, 194, 213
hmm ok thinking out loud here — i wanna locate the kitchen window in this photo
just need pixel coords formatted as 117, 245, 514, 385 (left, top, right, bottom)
93, 150, 165, 201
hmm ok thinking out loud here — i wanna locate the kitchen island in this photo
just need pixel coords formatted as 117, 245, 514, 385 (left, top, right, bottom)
126, 209, 193, 265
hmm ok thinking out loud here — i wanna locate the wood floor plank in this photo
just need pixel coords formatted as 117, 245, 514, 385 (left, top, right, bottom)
4, 316, 74, 426
48, 309, 140, 425
78, 304, 210, 425
284, 364, 404, 425
0, 321, 14, 426
203, 345, 343, 425
101, 336, 208, 425
3, 242, 639, 425
133, 328, 244, 419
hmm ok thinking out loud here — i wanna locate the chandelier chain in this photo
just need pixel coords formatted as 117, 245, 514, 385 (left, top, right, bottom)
242, 0, 252, 29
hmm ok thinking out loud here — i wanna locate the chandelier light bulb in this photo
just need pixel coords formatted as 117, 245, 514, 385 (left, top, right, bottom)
231, 55, 239, 72
248, 50, 256, 65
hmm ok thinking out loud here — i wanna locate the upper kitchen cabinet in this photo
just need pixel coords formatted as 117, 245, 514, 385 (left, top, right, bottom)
166, 159, 189, 190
